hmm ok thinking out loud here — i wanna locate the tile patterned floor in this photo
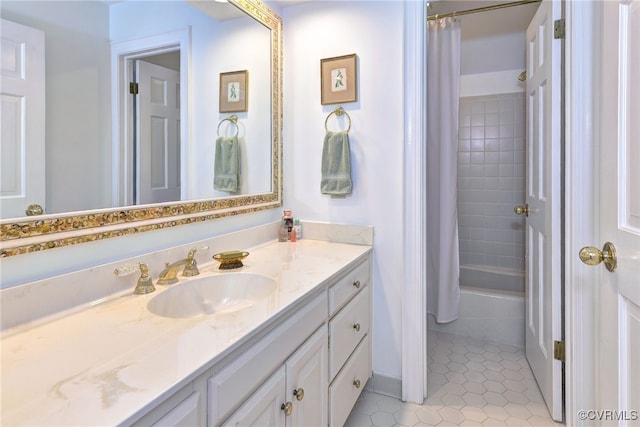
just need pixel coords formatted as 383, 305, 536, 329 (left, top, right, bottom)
345, 331, 563, 427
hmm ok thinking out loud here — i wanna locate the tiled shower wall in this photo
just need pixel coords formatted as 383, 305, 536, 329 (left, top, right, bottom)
457, 93, 526, 272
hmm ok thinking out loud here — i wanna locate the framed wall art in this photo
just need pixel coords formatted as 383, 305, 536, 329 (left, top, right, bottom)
219, 70, 248, 113
320, 53, 357, 105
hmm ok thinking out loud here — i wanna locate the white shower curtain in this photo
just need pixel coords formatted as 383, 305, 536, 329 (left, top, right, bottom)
426, 17, 461, 324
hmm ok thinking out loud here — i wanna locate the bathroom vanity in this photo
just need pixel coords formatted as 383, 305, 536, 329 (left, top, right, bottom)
0, 233, 372, 426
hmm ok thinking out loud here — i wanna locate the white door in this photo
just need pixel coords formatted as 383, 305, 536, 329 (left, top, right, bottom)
524, 0, 563, 421
0, 19, 45, 218
220, 366, 287, 427
285, 326, 327, 426
136, 60, 180, 205
592, 0, 640, 420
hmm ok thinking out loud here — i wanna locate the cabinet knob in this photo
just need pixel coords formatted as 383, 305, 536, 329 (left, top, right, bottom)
293, 387, 304, 401
353, 280, 361, 289
353, 379, 361, 389
353, 323, 361, 332
281, 401, 293, 415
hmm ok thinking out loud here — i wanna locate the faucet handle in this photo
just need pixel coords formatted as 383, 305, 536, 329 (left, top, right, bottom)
114, 263, 139, 277
115, 263, 155, 295
187, 245, 209, 258
184, 246, 209, 277
133, 263, 155, 294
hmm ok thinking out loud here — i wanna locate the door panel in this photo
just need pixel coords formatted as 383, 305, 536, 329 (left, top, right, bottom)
285, 326, 327, 427
524, 0, 563, 421
220, 367, 286, 427
136, 60, 181, 205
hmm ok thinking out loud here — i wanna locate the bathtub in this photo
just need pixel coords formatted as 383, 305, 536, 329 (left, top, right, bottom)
428, 265, 525, 347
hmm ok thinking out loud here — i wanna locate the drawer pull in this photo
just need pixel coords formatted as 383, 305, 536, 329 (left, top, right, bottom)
353, 379, 361, 389
281, 402, 293, 415
353, 280, 361, 289
293, 388, 304, 401
353, 323, 361, 332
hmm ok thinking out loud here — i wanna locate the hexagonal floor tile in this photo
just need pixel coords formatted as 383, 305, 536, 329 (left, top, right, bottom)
344, 332, 558, 427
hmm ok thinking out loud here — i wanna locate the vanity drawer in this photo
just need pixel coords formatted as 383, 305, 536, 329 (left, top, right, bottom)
329, 334, 371, 427
329, 284, 370, 380
328, 258, 370, 316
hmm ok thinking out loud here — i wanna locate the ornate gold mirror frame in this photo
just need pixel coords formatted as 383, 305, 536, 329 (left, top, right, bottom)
0, 0, 282, 258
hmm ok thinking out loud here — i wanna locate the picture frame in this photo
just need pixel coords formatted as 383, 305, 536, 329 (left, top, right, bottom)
219, 70, 248, 113
320, 54, 357, 105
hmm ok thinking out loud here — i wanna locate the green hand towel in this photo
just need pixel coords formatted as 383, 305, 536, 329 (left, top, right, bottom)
321, 131, 352, 195
214, 135, 239, 192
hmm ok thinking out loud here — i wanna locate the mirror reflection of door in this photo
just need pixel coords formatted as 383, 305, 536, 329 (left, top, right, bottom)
132, 54, 181, 205
0, 19, 46, 217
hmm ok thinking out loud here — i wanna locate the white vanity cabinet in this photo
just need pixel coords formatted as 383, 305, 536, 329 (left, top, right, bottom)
211, 254, 371, 427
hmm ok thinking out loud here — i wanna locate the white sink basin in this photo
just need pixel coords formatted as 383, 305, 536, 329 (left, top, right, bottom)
147, 273, 277, 318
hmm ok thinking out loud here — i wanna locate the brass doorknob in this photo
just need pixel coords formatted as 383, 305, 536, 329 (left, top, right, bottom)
353, 323, 361, 332
579, 242, 617, 272
514, 204, 529, 217
293, 388, 304, 401
353, 379, 361, 389
25, 204, 43, 216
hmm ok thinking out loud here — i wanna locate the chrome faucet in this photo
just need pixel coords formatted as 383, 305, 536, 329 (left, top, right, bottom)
157, 246, 207, 285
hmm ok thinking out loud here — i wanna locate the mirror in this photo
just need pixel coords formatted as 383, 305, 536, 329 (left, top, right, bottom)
0, 0, 282, 257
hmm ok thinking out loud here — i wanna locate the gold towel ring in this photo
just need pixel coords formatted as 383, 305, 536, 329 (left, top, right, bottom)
325, 106, 351, 133
217, 115, 239, 137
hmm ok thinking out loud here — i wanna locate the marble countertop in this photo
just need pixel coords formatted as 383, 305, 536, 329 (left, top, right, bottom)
1, 239, 372, 426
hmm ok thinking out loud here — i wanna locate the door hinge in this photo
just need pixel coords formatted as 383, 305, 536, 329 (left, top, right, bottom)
129, 82, 139, 95
554, 19, 566, 39
554, 340, 565, 362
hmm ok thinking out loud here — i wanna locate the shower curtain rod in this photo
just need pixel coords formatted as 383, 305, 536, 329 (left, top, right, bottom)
427, 0, 541, 21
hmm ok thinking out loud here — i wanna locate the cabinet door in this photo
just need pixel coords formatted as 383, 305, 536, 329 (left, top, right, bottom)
220, 366, 286, 427
152, 392, 201, 427
285, 325, 328, 427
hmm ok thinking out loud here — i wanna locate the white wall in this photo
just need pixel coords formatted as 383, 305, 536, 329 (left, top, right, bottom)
282, 1, 405, 381
461, 32, 526, 75
460, 69, 526, 97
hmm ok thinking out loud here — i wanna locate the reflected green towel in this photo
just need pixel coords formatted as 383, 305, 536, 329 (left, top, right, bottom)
321, 131, 352, 195
214, 136, 239, 192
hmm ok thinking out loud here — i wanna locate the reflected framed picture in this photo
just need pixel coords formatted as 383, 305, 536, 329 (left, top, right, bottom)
320, 53, 357, 105
219, 70, 248, 113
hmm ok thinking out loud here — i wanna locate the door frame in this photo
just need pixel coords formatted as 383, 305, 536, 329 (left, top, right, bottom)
110, 28, 191, 207
401, 0, 599, 418
563, 1, 599, 424
401, 0, 428, 404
